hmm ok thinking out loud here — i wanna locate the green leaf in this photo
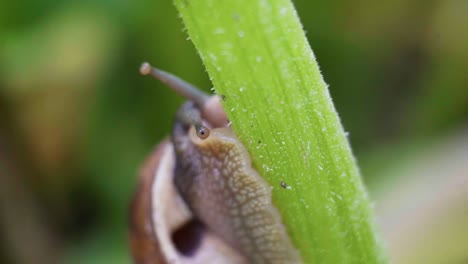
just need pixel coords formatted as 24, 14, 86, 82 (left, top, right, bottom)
173, 0, 388, 262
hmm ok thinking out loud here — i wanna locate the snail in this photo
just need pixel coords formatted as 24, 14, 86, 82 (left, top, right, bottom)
129, 62, 301, 264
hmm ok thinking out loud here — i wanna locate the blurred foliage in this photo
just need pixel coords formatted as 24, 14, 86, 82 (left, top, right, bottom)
0, 0, 466, 263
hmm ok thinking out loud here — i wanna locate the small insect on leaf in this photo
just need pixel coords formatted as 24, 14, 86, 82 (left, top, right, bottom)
281, 181, 288, 189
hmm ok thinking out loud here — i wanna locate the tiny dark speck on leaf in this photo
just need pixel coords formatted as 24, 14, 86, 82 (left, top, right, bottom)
281, 181, 288, 189
221, 94, 226, 101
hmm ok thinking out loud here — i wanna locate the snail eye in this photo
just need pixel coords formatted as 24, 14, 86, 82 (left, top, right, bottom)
196, 126, 210, 139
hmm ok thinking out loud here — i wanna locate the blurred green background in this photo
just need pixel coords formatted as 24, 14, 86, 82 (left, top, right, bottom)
0, 0, 467, 263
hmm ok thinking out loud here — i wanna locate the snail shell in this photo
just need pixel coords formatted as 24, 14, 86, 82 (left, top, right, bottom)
129, 139, 245, 263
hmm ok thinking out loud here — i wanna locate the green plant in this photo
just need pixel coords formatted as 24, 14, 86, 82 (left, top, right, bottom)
173, 0, 388, 262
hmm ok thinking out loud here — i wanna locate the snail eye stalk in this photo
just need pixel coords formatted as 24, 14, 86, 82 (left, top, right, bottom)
140, 62, 209, 110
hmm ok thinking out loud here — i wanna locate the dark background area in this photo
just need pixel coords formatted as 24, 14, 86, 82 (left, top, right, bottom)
1, 0, 467, 263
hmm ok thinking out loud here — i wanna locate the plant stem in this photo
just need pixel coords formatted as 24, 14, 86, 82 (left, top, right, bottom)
173, 0, 388, 262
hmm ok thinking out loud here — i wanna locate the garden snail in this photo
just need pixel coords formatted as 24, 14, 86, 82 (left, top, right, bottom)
129, 62, 301, 264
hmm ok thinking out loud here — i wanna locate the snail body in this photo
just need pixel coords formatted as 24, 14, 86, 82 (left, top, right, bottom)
130, 63, 300, 264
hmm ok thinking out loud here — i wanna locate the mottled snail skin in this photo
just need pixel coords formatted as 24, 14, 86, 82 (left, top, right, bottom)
132, 62, 300, 263
172, 101, 300, 264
